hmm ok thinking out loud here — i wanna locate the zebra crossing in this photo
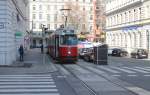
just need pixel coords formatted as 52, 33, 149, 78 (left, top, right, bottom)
87, 66, 150, 77
0, 74, 60, 95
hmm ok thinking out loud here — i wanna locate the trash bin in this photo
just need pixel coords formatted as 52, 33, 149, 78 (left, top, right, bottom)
94, 44, 108, 65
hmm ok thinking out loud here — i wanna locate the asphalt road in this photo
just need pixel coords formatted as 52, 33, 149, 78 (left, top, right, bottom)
108, 56, 150, 91
51, 56, 150, 95
81, 56, 150, 92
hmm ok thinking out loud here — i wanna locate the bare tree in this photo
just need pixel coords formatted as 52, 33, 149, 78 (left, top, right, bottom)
62, 1, 88, 34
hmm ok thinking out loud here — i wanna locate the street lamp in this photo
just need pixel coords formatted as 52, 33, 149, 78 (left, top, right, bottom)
60, 8, 71, 27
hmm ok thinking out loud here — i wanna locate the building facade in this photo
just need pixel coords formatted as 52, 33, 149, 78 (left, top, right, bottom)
29, 0, 93, 46
105, 0, 150, 54
0, 0, 29, 65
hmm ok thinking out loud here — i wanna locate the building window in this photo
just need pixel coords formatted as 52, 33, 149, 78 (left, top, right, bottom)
54, 14, 57, 21
55, 24, 57, 29
147, 5, 150, 18
139, 7, 142, 20
90, 7, 92, 11
120, 14, 122, 24
47, 24, 50, 29
33, 23, 36, 29
39, 24, 42, 29
90, 26, 92, 31
90, 15, 93, 20
39, 5, 42, 10
33, 14, 36, 19
134, 9, 137, 21
124, 12, 127, 23
39, 14, 42, 19
47, 5, 50, 10
90, 0, 92, 3
83, 7, 85, 11
47, 14, 50, 20
33, 5, 36, 10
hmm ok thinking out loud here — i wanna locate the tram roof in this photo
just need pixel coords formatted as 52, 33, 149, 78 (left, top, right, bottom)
54, 27, 77, 35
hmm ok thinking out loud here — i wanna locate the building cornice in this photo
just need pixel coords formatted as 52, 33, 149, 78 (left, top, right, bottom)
106, 0, 142, 15
106, 18, 150, 31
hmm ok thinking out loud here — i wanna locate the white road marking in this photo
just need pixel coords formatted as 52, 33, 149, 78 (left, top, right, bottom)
0, 75, 51, 77
98, 66, 120, 73
0, 81, 55, 85
111, 66, 136, 74
127, 87, 150, 95
0, 79, 53, 82
127, 75, 137, 77
86, 66, 106, 74
0, 85, 56, 88
144, 75, 150, 77
0, 94, 60, 95
123, 67, 150, 73
0, 89, 58, 93
0, 76, 52, 79
111, 75, 120, 77
135, 67, 150, 72
0, 74, 60, 95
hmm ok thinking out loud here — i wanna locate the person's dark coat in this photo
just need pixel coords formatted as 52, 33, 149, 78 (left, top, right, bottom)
19, 45, 24, 55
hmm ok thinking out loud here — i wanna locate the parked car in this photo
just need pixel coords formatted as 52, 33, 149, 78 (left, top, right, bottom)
131, 49, 148, 59
78, 41, 93, 58
112, 48, 128, 57
108, 48, 114, 56
83, 47, 94, 62
79, 48, 89, 58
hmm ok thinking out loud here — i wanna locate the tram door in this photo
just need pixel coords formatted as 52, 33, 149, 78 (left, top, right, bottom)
55, 37, 59, 58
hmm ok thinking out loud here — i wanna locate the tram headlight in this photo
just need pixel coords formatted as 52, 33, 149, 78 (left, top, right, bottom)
68, 51, 71, 54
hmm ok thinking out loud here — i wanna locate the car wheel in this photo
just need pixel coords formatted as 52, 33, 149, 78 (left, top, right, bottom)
120, 53, 123, 57
84, 56, 90, 62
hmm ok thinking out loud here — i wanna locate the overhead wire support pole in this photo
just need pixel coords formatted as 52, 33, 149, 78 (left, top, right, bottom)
60, 8, 71, 27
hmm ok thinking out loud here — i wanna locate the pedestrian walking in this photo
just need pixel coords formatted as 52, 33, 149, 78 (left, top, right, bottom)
41, 44, 44, 53
19, 44, 24, 61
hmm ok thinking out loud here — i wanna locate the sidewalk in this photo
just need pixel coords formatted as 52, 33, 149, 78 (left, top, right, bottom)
0, 48, 57, 75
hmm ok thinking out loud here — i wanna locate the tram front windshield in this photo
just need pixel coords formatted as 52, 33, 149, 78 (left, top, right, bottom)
60, 35, 78, 45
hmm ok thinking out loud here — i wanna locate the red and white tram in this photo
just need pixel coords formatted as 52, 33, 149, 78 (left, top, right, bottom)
48, 27, 78, 63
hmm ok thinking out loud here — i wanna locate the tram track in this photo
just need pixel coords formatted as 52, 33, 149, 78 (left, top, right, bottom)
76, 62, 138, 95
52, 57, 137, 95
61, 64, 98, 95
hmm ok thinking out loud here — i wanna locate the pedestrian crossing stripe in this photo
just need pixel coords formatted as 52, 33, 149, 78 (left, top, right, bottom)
0, 74, 60, 95
0, 82, 55, 85
0, 76, 52, 78
123, 67, 150, 73
0, 85, 56, 88
110, 66, 136, 74
98, 66, 120, 73
0, 79, 54, 82
0, 75, 51, 77
135, 67, 150, 72
0, 89, 58, 92
127, 75, 137, 77
2, 93, 60, 95
85, 66, 150, 75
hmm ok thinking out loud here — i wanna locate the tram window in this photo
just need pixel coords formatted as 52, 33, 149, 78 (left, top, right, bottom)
60, 35, 77, 45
